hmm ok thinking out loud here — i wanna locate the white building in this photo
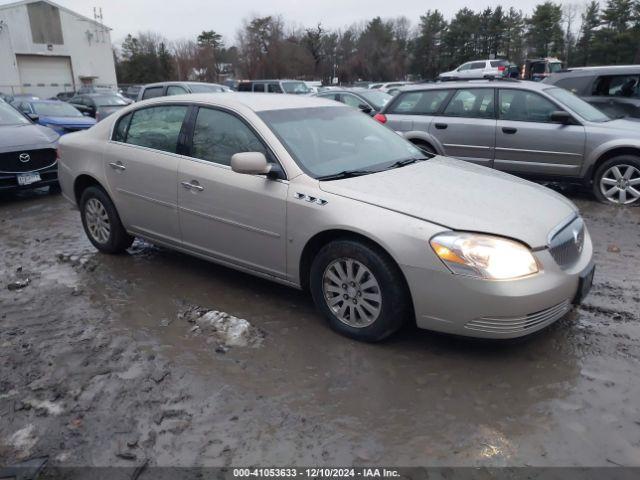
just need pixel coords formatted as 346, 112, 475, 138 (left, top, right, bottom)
0, 0, 117, 98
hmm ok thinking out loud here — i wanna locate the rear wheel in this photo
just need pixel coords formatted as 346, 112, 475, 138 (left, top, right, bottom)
309, 240, 410, 342
80, 186, 133, 253
593, 156, 640, 205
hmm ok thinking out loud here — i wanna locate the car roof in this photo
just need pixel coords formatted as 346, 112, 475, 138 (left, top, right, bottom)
318, 88, 370, 94
400, 79, 552, 92
552, 65, 640, 76
142, 81, 224, 88
138, 92, 345, 112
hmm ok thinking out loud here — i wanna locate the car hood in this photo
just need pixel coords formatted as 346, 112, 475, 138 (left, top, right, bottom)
592, 118, 640, 134
0, 124, 59, 152
319, 156, 577, 248
39, 115, 96, 127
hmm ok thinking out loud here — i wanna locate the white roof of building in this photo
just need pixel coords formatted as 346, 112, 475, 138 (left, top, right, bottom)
0, 0, 111, 30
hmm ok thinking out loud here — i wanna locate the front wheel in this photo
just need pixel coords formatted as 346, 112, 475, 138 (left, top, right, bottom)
309, 240, 410, 342
593, 156, 640, 205
80, 186, 133, 253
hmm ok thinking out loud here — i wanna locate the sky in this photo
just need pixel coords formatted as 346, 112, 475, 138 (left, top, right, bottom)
2, 0, 581, 46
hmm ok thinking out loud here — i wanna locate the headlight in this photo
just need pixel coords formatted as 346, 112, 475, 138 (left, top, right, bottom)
430, 232, 538, 280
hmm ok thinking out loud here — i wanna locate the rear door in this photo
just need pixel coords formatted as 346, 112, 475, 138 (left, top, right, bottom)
384, 89, 452, 134
105, 104, 189, 245
428, 87, 496, 167
494, 88, 585, 176
177, 106, 288, 277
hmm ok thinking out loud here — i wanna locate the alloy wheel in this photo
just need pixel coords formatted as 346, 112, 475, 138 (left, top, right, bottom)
85, 198, 111, 244
600, 164, 640, 205
322, 258, 382, 328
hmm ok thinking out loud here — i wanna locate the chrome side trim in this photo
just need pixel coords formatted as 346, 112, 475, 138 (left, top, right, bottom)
495, 147, 583, 157
116, 188, 176, 210
178, 205, 281, 238
443, 144, 492, 150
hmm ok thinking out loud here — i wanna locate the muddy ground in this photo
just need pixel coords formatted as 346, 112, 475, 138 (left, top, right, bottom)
0, 186, 639, 473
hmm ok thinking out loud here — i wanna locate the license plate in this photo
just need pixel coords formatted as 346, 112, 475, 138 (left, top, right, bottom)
17, 172, 41, 186
573, 264, 595, 304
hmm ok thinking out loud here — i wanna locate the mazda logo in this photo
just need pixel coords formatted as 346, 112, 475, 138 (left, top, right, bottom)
19, 153, 30, 163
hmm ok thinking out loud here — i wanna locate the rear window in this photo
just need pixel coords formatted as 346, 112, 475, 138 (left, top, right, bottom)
470, 62, 487, 69
142, 86, 163, 100
237, 82, 252, 92
388, 90, 451, 115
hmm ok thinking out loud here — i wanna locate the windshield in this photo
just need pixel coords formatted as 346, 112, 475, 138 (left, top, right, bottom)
282, 82, 310, 94
359, 90, 392, 110
545, 87, 610, 122
549, 62, 563, 73
95, 95, 129, 106
189, 84, 224, 93
32, 102, 83, 117
0, 102, 31, 126
259, 106, 425, 178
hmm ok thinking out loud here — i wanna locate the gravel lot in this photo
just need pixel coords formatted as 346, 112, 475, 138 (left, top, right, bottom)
0, 186, 639, 472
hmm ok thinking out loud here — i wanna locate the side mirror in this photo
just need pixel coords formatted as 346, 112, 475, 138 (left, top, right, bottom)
231, 152, 272, 175
358, 104, 373, 114
27, 113, 39, 122
550, 110, 574, 124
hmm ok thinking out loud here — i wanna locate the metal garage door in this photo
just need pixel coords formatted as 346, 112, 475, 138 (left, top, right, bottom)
16, 55, 74, 98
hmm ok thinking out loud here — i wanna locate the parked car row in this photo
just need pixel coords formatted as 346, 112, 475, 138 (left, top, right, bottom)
439, 58, 563, 82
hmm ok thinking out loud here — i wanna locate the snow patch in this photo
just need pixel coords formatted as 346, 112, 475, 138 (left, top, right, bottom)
26, 399, 64, 416
7, 424, 37, 455
179, 305, 264, 348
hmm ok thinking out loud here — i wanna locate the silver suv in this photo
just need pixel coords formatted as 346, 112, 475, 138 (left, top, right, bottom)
378, 79, 640, 205
439, 60, 510, 80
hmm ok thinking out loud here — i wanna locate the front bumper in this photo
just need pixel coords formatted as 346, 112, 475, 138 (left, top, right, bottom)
0, 163, 58, 192
403, 230, 594, 339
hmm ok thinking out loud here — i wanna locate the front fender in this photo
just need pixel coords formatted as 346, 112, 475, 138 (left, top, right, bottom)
400, 130, 444, 154
583, 139, 640, 177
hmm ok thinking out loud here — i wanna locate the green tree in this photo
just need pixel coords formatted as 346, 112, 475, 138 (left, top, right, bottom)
527, 2, 565, 57
411, 10, 447, 79
575, 1, 600, 66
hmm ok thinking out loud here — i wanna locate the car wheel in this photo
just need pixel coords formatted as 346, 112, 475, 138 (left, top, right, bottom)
593, 156, 640, 206
309, 240, 410, 342
80, 186, 133, 253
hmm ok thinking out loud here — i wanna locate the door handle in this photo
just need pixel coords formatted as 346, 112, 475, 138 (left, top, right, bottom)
181, 181, 204, 192
435, 123, 448, 129
502, 127, 518, 134
109, 162, 126, 171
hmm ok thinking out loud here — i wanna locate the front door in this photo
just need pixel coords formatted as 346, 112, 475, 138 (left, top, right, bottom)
177, 106, 288, 278
494, 89, 585, 177
428, 87, 496, 167
105, 104, 189, 245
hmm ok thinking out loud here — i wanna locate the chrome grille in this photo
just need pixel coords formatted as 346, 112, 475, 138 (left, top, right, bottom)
548, 216, 585, 269
465, 300, 571, 334
0, 149, 57, 173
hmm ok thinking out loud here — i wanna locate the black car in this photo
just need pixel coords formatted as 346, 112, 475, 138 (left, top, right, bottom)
544, 66, 640, 118
68, 94, 129, 122
0, 101, 59, 193
315, 88, 392, 115
54, 91, 76, 102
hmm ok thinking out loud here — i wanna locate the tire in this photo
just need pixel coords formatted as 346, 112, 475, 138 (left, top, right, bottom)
410, 139, 436, 156
309, 240, 410, 342
79, 186, 133, 253
592, 155, 640, 206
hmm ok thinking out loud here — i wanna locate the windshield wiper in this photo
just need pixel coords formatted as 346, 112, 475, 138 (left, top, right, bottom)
317, 169, 376, 181
384, 157, 430, 170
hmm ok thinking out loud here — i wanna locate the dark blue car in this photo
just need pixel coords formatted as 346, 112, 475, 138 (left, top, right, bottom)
11, 99, 96, 135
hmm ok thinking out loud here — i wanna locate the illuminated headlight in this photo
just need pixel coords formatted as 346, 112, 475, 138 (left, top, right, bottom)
430, 232, 539, 280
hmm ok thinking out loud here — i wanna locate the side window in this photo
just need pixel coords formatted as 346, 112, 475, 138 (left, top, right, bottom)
470, 62, 487, 70
499, 89, 557, 123
458, 63, 471, 72
166, 85, 188, 96
593, 75, 639, 98
341, 94, 363, 108
237, 82, 252, 92
191, 108, 268, 166
555, 76, 592, 94
318, 93, 339, 101
267, 83, 283, 93
443, 89, 495, 118
253, 83, 265, 93
125, 106, 188, 153
389, 90, 451, 115
20, 102, 33, 113
142, 86, 164, 100
113, 112, 132, 142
